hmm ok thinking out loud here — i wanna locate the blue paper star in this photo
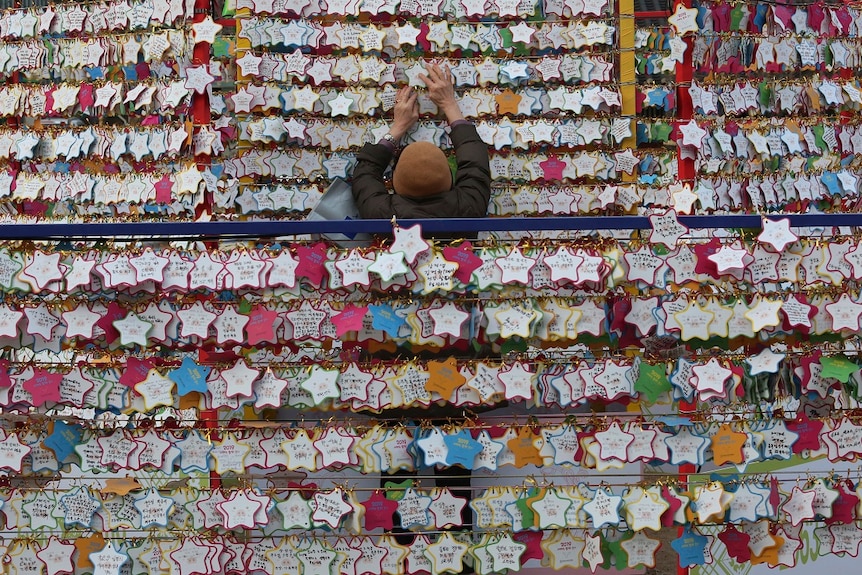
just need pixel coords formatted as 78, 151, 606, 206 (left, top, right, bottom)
646, 88, 668, 108
85, 67, 104, 80
752, 3, 768, 31
368, 304, 407, 338
169, 356, 211, 396
43, 420, 83, 463
821, 171, 842, 196
671, 528, 709, 567
443, 430, 482, 469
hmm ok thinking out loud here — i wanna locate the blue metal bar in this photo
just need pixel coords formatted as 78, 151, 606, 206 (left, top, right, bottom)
0, 213, 854, 240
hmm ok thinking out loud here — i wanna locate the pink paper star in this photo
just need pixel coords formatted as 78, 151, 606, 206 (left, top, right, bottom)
295, 243, 328, 286
331, 304, 368, 337
153, 174, 173, 204
539, 156, 566, 181
442, 242, 482, 284
23, 368, 62, 407
246, 306, 280, 347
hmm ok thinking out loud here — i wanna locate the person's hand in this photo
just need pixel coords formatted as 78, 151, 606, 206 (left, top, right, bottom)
419, 64, 465, 123
389, 85, 418, 140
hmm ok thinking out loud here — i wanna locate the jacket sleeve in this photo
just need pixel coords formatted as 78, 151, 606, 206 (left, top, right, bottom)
450, 123, 492, 218
352, 142, 396, 219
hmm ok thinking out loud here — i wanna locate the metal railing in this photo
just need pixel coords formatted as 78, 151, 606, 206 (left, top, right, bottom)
0, 213, 855, 240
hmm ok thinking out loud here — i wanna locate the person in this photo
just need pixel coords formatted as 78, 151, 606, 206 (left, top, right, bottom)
352, 64, 491, 220
351, 66, 492, 575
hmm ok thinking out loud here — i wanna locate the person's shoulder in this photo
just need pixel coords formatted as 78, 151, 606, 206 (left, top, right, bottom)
449, 122, 485, 147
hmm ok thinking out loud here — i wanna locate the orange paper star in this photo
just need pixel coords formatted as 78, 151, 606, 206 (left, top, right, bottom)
75, 533, 105, 569
425, 357, 466, 399
710, 423, 748, 466
496, 89, 522, 116
508, 428, 544, 467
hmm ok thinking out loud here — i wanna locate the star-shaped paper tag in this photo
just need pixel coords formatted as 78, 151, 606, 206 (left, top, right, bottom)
758, 217, 798, 252
89, 543, 128, 575
390, 224, 430, 264
649, 208, 688, 249
668, 3, 700, 34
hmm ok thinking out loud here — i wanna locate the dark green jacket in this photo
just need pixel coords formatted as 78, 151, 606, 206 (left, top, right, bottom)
352, 123, 491, 219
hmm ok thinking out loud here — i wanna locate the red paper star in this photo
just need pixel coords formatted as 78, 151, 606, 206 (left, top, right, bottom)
78, 84, 95, 110
787, 411, 825, 454
609, 298, 631, 334
661, 484, 683, 528
513, 530, 544, 562
770, 476, 781, 517
825, 480, 860, 525
416, 22, 431, 51
0, 360, 10, 388
95, 302, 127, 345
119, 357, 157, 388
693, 237, 722, 279
361, 490, 398, 531
718, 525, 751, 563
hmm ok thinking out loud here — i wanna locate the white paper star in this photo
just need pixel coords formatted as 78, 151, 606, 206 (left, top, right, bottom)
679, 120, 707, 148
668, 3, 700, 34
583, 487, 623, 528
328, 92, 355, 117
183, 65, 215, 95
389, 224, 430, 264
89, 543, 128, 575
112, 312, 153, 347
758, 217, 798, 252
427, 302, 469, 338
221, 360, 260, 398
236, 51, 263, 77
745, 347, 785, 375
191, 15, 223, 44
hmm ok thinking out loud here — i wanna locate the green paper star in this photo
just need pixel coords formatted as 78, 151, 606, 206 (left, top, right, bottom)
820, 355, 860, 382
811, 124, 828, 153
498, 28, 514, 48
651, 122, 673, 142
603, 536, 627, 570
212, 38, 233, 59
384, 478, 413, 501
757, 82, 772, 108
635, 362, 672, 403
730, 4, 745, 30
501, 338, 528, 354
238, 299, 252, 314
513, 44, 532, 57
514, 495, 536, 530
